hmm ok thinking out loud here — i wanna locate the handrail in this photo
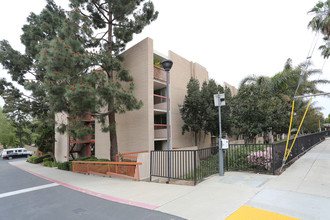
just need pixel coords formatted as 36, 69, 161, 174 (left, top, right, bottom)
153, 94, 167, 99
154, 65, 165, 71
121, 150, 148, 156
72, 161, 141, 165
70, 140, 95, 144
154, 124, 167, 127
116, 150, 148, 162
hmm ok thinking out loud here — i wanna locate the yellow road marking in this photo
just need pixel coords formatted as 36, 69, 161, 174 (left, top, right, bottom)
226, 205, 300, 220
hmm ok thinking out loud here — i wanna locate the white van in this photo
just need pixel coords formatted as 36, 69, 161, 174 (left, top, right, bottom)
1, 148, 33, 160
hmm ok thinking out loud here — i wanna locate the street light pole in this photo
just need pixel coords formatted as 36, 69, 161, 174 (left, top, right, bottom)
214, 92, 225, 176
218, 92, 224, 176
161, 59, 173, 183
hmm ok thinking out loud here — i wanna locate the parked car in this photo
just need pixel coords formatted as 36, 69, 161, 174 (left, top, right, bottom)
1, 148, 33, 160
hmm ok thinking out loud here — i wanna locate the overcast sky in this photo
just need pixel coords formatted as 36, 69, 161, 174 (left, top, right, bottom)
0, 0, 329, 117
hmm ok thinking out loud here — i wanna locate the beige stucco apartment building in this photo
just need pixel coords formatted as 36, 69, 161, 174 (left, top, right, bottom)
54, 37, 211, 162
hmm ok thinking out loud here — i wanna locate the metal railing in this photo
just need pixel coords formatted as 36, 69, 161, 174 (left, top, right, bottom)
150, 147, 219, 185
272, 130, 329, 173
225, 144, 273, 173
150, 131, 329, 184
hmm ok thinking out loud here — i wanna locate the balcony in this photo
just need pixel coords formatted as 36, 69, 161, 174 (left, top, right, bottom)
154, 124, 167, 140
154, 66, 166, 90
154, 94, 167, 114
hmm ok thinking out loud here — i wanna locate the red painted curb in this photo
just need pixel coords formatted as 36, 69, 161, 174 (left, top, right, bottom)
10, 163, 158, 210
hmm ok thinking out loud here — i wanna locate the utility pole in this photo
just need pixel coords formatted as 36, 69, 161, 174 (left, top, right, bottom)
214, 92, 225, 176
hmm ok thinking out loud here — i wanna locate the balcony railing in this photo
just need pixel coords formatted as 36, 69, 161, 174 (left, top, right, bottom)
154, 94, 167, 111
154, 66, 166, 82
154, 124, 167, 139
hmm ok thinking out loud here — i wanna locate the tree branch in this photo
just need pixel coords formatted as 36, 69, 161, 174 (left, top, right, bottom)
77, 8, 107, 24
93, 30, 109, 45
92, 0, 110, 23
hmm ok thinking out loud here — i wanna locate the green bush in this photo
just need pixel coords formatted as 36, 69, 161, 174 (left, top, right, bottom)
27, 156, 38, 163
226, 144, 270, 171
74, 156, 98, 161
97, 158, 110, 162
43, 157, 53, 162
74, 157, 110, 162
42, 161, 59, 167
27, 154, 51, 164
58, 161, 72, 171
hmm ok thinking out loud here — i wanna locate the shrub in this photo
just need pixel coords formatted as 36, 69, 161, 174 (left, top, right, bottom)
27, 156, 38, 163
27, 154, 51, 164
74, 157, 110, 162
226, 145, 270, 171
97, 158, 110, 162
42, 160, 59, 167
34, 154, 51, 164
58, 161, 72, 171
43, 157, 53, 162
74, 156, 98, 161
247, 147, 272, 171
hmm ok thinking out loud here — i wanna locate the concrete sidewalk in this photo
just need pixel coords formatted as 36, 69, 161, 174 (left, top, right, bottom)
10, 137, 330, 220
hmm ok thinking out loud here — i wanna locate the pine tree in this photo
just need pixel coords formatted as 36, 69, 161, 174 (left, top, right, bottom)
200, 79, 232, 137
38, 0, 158, 160
0, 0, 66, 152
180, 78, 203, 146
0, 108, 18, 148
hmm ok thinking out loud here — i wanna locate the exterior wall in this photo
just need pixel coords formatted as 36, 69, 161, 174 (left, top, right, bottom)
192, 62, 209, 85
224, 81, 238, 96
55, 113, 69, 162
116, 38, 154, 154
95, 38, 153, 158
95, 106, 110, 160
137, 152, 150, 180
169, 51, 211, 149
55, 37, 212, 163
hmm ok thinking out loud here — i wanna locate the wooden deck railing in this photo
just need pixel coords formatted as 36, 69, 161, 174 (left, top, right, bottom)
115, 150, 148, 162
72, 161, 142, 181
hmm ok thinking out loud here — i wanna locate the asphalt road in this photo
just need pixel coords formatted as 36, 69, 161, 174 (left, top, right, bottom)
0, 158, 185, 220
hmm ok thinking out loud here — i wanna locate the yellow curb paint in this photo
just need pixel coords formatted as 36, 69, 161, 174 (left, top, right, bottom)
226, 205, 301, 220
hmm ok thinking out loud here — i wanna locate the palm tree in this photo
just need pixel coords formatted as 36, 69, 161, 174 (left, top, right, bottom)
308, 0, 330, 58
232, 59, 329, 142
271, 59, 328, 98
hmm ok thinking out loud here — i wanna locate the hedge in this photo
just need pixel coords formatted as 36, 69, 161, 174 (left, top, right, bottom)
27, 154, 51, 164
57, 161, 72, 171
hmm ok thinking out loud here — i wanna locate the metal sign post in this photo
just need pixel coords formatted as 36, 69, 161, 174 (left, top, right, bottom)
214, 92, 225, 176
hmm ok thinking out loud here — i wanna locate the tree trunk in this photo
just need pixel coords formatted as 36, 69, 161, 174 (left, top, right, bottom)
268, 130, 274, 143
50, 109, 55, 161
194, 132, 197, 146
19, 131, 23, 147
108, 104, 117, 161
107, 7, 118, 161
202, 132, 206, 148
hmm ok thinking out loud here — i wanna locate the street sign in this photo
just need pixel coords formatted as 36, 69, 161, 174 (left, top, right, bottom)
214, 92, 225, 176
213, 93, 225, 106
221, 139, 229, 149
